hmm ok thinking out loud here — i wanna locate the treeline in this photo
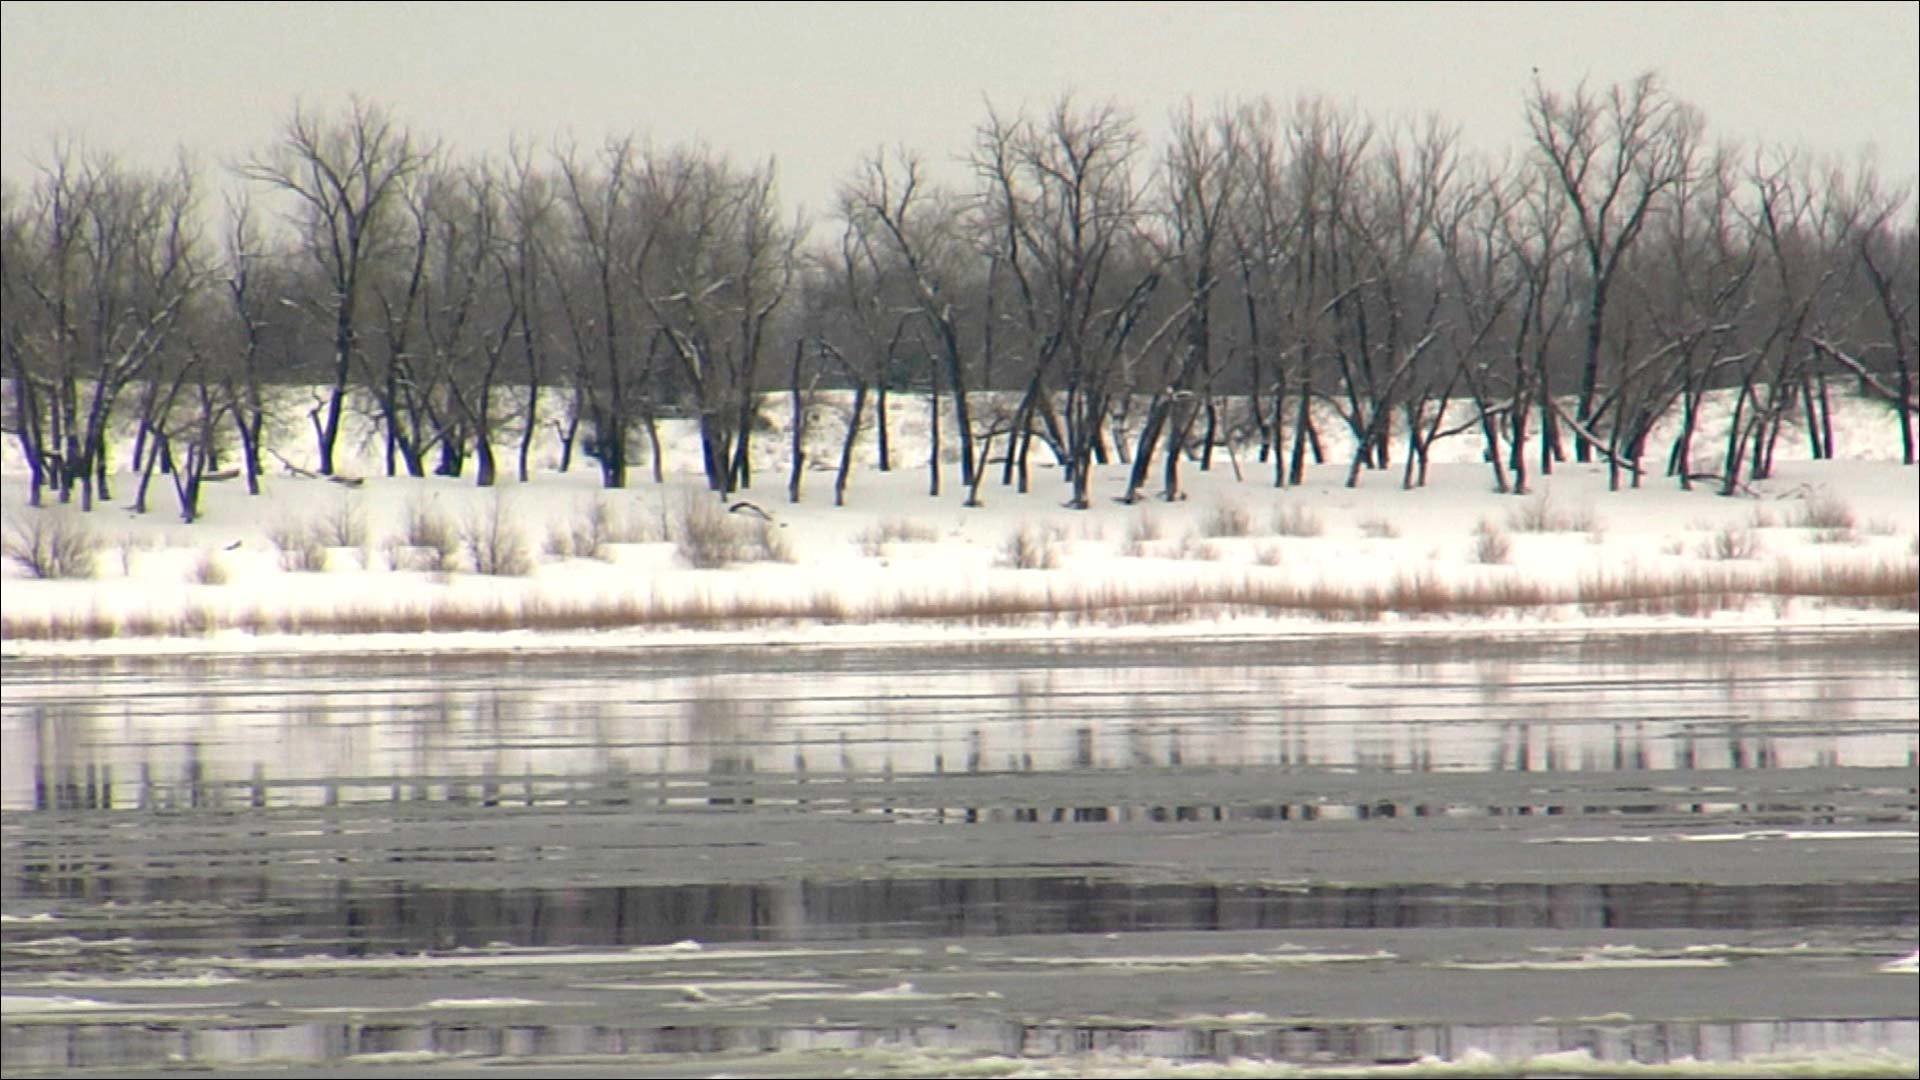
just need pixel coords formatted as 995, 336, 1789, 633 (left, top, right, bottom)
3, 73, 1915, 522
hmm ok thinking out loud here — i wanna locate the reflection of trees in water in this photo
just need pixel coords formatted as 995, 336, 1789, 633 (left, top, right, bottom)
157, 877, 1920, 953
684, 683, 782, 805
7, 640, 1914, 811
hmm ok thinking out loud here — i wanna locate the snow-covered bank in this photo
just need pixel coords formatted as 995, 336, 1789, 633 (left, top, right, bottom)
3, 392, 1915, 657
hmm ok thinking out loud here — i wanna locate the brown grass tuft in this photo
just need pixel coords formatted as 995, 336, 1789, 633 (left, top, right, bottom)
266, 519, 327, 572
461, 493, 533, 576
1792, 491, 1856, 531
855, 517, 939, 557
1472, 519, 1511, 565
1202, 502, 1253, 538
1699, 524, 1761, 561
187, 549, 229, 586
1271, 504, 1324, 538
998, 525, 1061, 570
1357, 515, 1400, 539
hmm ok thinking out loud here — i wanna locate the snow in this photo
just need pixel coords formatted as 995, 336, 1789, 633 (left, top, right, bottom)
2, 389, 1915, 657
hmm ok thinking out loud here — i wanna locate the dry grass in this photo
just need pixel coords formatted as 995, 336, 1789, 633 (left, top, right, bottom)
745, 518, 794, 564
111, 534, 138, 577
6, 552, 1914, 643
674, 495, 739, 569
1202, 502, 1253, 538
998, 524, 1061, 569
1698, 524, 1761, 561
1120, 514, 1164, 557
673, 495, 793, 567
316, 495, 368, 549
1471, 519, 1511, 565
1357, 515, 1400, 539
2, 511, 99, 580
266, 518, 327, 572
1792, 491, 1856, 531
186, 549, 229, 586
392, 498, 460, 572
546, 496, 651, 561
461, 493, 533, 577
1507, 492, 1601, 534
1271, 504, 1324, 538
854, 517, 939, 557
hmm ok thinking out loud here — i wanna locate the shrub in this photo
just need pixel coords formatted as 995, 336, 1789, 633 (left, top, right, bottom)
1119, 514, 1163, 557
1357, 515, 1400, 539
461, 493, 533, 576
855, 517, 938, 557
1794, 492, 1856, 531
1170, 530, 1214, 561
674, 495, 742, 569
266, 518, 326, 572
1561, 503, 1602, 534
1472, 519, 1511, 565
397, 499, 460, 571
998, 525, 1060, 569
1507, 492, 1555, 532
1202, 502, 1252, 538
1699, 524, 1760, 561
187, 549, 229, 586
112, 534, 138, 577
1506, 492, 1598, 533
745, 519, 794, 563
1271, 504, 1324, 538
2, 511, 99, 579
317, 495, 368, 549
1252, 543, 1285, 567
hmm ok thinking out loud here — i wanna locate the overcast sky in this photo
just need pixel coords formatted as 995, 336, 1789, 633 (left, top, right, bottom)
4, 1, 1915, 217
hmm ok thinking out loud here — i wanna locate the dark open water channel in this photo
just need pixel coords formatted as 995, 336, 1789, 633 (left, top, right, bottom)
3, 628, 1916, 1077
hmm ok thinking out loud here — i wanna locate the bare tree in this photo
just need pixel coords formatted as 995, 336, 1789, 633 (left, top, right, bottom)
552, 136, 648, 488
1811, 169, 1917, 465
2, 150, 203, 510
974, 98, 1156, 508
499, 143, 559, 482
637, 148, 799, 495
842, 149, 980, 493
241, 98, 434, 475
1527, 72, 1695, 464
1125, 102, 1242, 503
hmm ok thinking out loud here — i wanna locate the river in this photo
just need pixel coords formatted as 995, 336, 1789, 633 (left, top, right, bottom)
3, 627, 1916, 1077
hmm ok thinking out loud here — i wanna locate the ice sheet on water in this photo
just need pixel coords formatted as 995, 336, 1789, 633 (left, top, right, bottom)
993, 948, 1396, 969
12, 972, 246, 989
0, 994, 231, 1016
1531, 829, 1918, 845
202, 942, 884, 972
739, 1044, 1920, 1077
1443, 957, 1729, 971
1878, 951, 1920, 974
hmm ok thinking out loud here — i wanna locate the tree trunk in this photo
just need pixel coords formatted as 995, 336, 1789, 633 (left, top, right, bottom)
927, 381, 941, 498
787, 341, 806, 505
834, 382, 867, 508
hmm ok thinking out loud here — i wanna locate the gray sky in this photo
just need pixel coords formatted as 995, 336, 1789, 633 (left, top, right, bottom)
4, 1, 1916, 216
